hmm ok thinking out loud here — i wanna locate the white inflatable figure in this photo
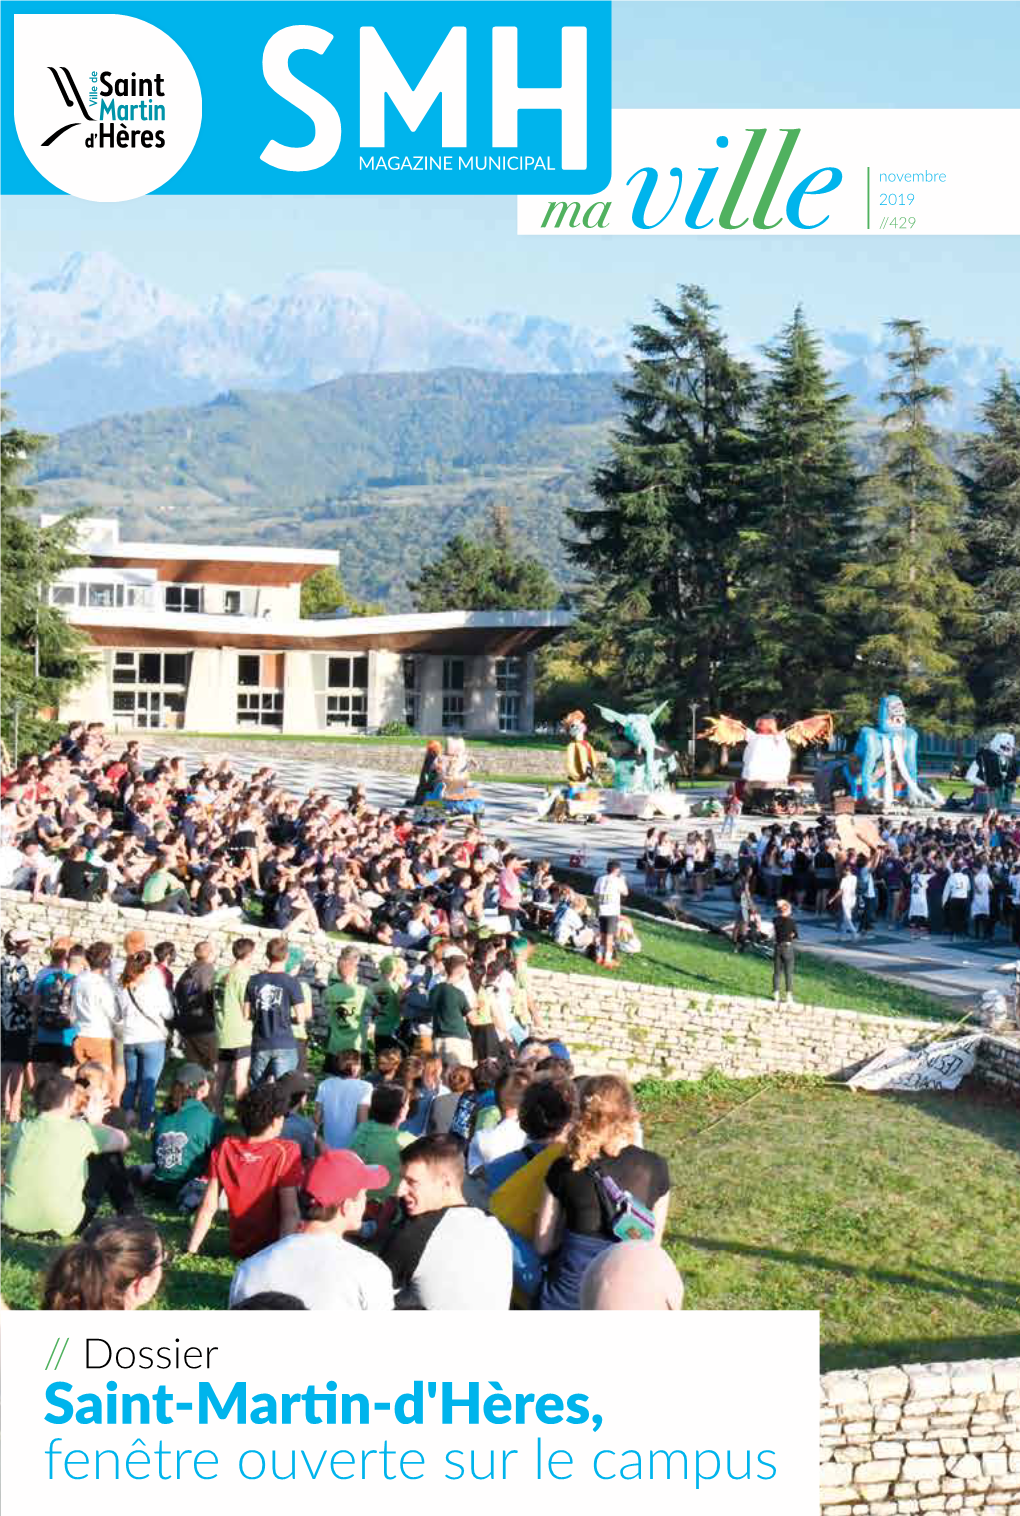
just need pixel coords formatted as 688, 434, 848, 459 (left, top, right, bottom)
965, 732, 1016, 809
700, 712, 833, 813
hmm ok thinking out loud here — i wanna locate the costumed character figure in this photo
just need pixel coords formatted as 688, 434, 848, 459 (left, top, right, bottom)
699, 711, 834, 816
422, 736, 485, 819
851, 694, 929, 810
410, 740, 442, 806
594, 702, 688, 820
965, 732, 1017, 811
539, 711, 603, 823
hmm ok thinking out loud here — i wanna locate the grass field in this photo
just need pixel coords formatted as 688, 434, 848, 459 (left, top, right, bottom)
527, 912, 958, 1023
3, 1073, 1016, 1372
641, 1074, 1020, 1371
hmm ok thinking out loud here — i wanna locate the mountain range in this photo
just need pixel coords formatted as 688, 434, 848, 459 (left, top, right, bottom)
3, 251, 1014, 435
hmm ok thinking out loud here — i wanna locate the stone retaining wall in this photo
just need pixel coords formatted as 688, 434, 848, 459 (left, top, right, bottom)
6, 889, 1019, 1092
137, 735, 564, 778
820, 1359, 1020, 1513
528, 965, 961, 1083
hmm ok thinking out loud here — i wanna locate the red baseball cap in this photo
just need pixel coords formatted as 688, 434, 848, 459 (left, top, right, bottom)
303, 1150, 389, 1206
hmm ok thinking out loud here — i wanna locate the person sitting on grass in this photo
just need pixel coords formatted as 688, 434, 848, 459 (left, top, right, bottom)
315, 1049, 373, 1151
186, 1084, 301, 1260
276, 1070, 318, 1162
147, 1063, 223, 1205
42, 1215, 170, 1311
1, 1072, 130, 1238
350, 1081, 414, 1240
382, 1134, 513, 1310
228, 1150, 395, 1311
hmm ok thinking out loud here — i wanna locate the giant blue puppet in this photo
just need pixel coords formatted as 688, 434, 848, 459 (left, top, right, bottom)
850, 694, 928, 808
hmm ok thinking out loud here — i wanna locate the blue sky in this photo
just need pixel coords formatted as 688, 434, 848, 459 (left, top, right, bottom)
3, 2, 1017, 350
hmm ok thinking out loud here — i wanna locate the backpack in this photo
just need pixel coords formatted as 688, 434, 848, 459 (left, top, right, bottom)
36, 968, 75, 1033
173, 967, 213, 1033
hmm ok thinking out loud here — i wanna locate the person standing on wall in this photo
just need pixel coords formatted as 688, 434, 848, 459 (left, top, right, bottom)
772, 900, 799, 1006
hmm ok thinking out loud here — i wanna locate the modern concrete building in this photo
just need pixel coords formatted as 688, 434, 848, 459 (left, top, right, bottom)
46, 519, 569, 736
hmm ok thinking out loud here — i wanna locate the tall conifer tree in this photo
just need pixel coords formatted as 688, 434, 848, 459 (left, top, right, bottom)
962, 371, 1020, 723
567, 285, 757, 718
830, 320, 973, 730
735, 306, 860, 716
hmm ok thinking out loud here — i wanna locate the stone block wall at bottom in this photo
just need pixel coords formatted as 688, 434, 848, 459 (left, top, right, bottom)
820, 1359, 1020, 1515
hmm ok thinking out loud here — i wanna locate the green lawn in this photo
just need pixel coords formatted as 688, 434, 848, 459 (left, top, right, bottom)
640, 1074, 1020, 1371
4, 1074, 1016, 1374
527, 913, 958, 1023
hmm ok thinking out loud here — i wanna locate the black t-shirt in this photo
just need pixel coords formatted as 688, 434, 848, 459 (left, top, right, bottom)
244, 971, 303, 1050
545, 1146, 670, 1238
175, 961, 217, 1033
59, 857, 106, 902
773, 916, 798, 946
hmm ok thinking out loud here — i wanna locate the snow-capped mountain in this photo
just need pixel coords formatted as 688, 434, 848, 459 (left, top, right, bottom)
1, 251, 1013, 435
1, 251, 193, 377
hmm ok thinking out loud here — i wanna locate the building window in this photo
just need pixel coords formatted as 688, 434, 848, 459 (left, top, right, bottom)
50, 584, 76, 607
496, 656, 523, 733
224, 590, 242, 615
442, 657, 466, 730
237, 691, 283, 728
106, 651, 191, 729
237, 655, 261, 688
236, 653, 284, 728
317, 654, 369, 729
86, 582, 119, 608
164, 585, 202, 614
403, 658, 419, 729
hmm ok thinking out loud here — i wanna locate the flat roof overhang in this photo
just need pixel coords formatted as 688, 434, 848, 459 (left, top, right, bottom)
86, 545, 337, 586
70, 608, 573, 656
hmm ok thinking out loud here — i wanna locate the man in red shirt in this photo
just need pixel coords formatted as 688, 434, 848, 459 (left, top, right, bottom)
186, 1084, 302, 1259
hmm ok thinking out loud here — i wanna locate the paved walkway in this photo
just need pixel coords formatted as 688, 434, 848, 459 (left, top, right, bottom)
144, 742, 1018, 1008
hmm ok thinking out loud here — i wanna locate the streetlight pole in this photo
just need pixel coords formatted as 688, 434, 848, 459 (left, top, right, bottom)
689, 701, 699, 774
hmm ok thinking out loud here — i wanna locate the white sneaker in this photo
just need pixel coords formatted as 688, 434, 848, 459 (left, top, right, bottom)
773, 991, 781, 1004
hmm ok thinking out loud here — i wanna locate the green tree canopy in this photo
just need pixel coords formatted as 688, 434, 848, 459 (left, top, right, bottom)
408, 505, 559, 612
733, 306, 861, 718
300, 565, 380, 619
829, 320, 974, 731
1, 407, 91, 753
962, 370, 1020, 725
567, 284, 757, 722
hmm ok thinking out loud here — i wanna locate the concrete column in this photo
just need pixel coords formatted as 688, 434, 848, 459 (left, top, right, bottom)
282, 650, 319, 734
468, 655, 499, 735
183, 648, 233, 731
418, 655, 444, 734
369, 650, 405, 729
522, 651, 536, 734
59, 651, 110, 726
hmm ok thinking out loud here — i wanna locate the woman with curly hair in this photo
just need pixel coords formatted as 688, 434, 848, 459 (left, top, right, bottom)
534, 1075, 671, 1311
43, 1216, 169, 1311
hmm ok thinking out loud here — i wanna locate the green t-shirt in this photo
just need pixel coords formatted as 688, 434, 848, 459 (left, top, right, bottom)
142, 869, 179, 905
216, 963, 253, 1050
324, 978, 369, 1055
2, 1114, 108, 1236
369, 981, 402, 1039
349, 1120, 413, 1200
152, 1099, 223, 1195
429, 981, 470, 1040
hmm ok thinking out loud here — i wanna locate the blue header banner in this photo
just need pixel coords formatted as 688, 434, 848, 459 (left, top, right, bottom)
2, 1, 612, 198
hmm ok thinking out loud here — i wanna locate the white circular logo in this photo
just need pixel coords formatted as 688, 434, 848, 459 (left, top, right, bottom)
13, 12, 202, 201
